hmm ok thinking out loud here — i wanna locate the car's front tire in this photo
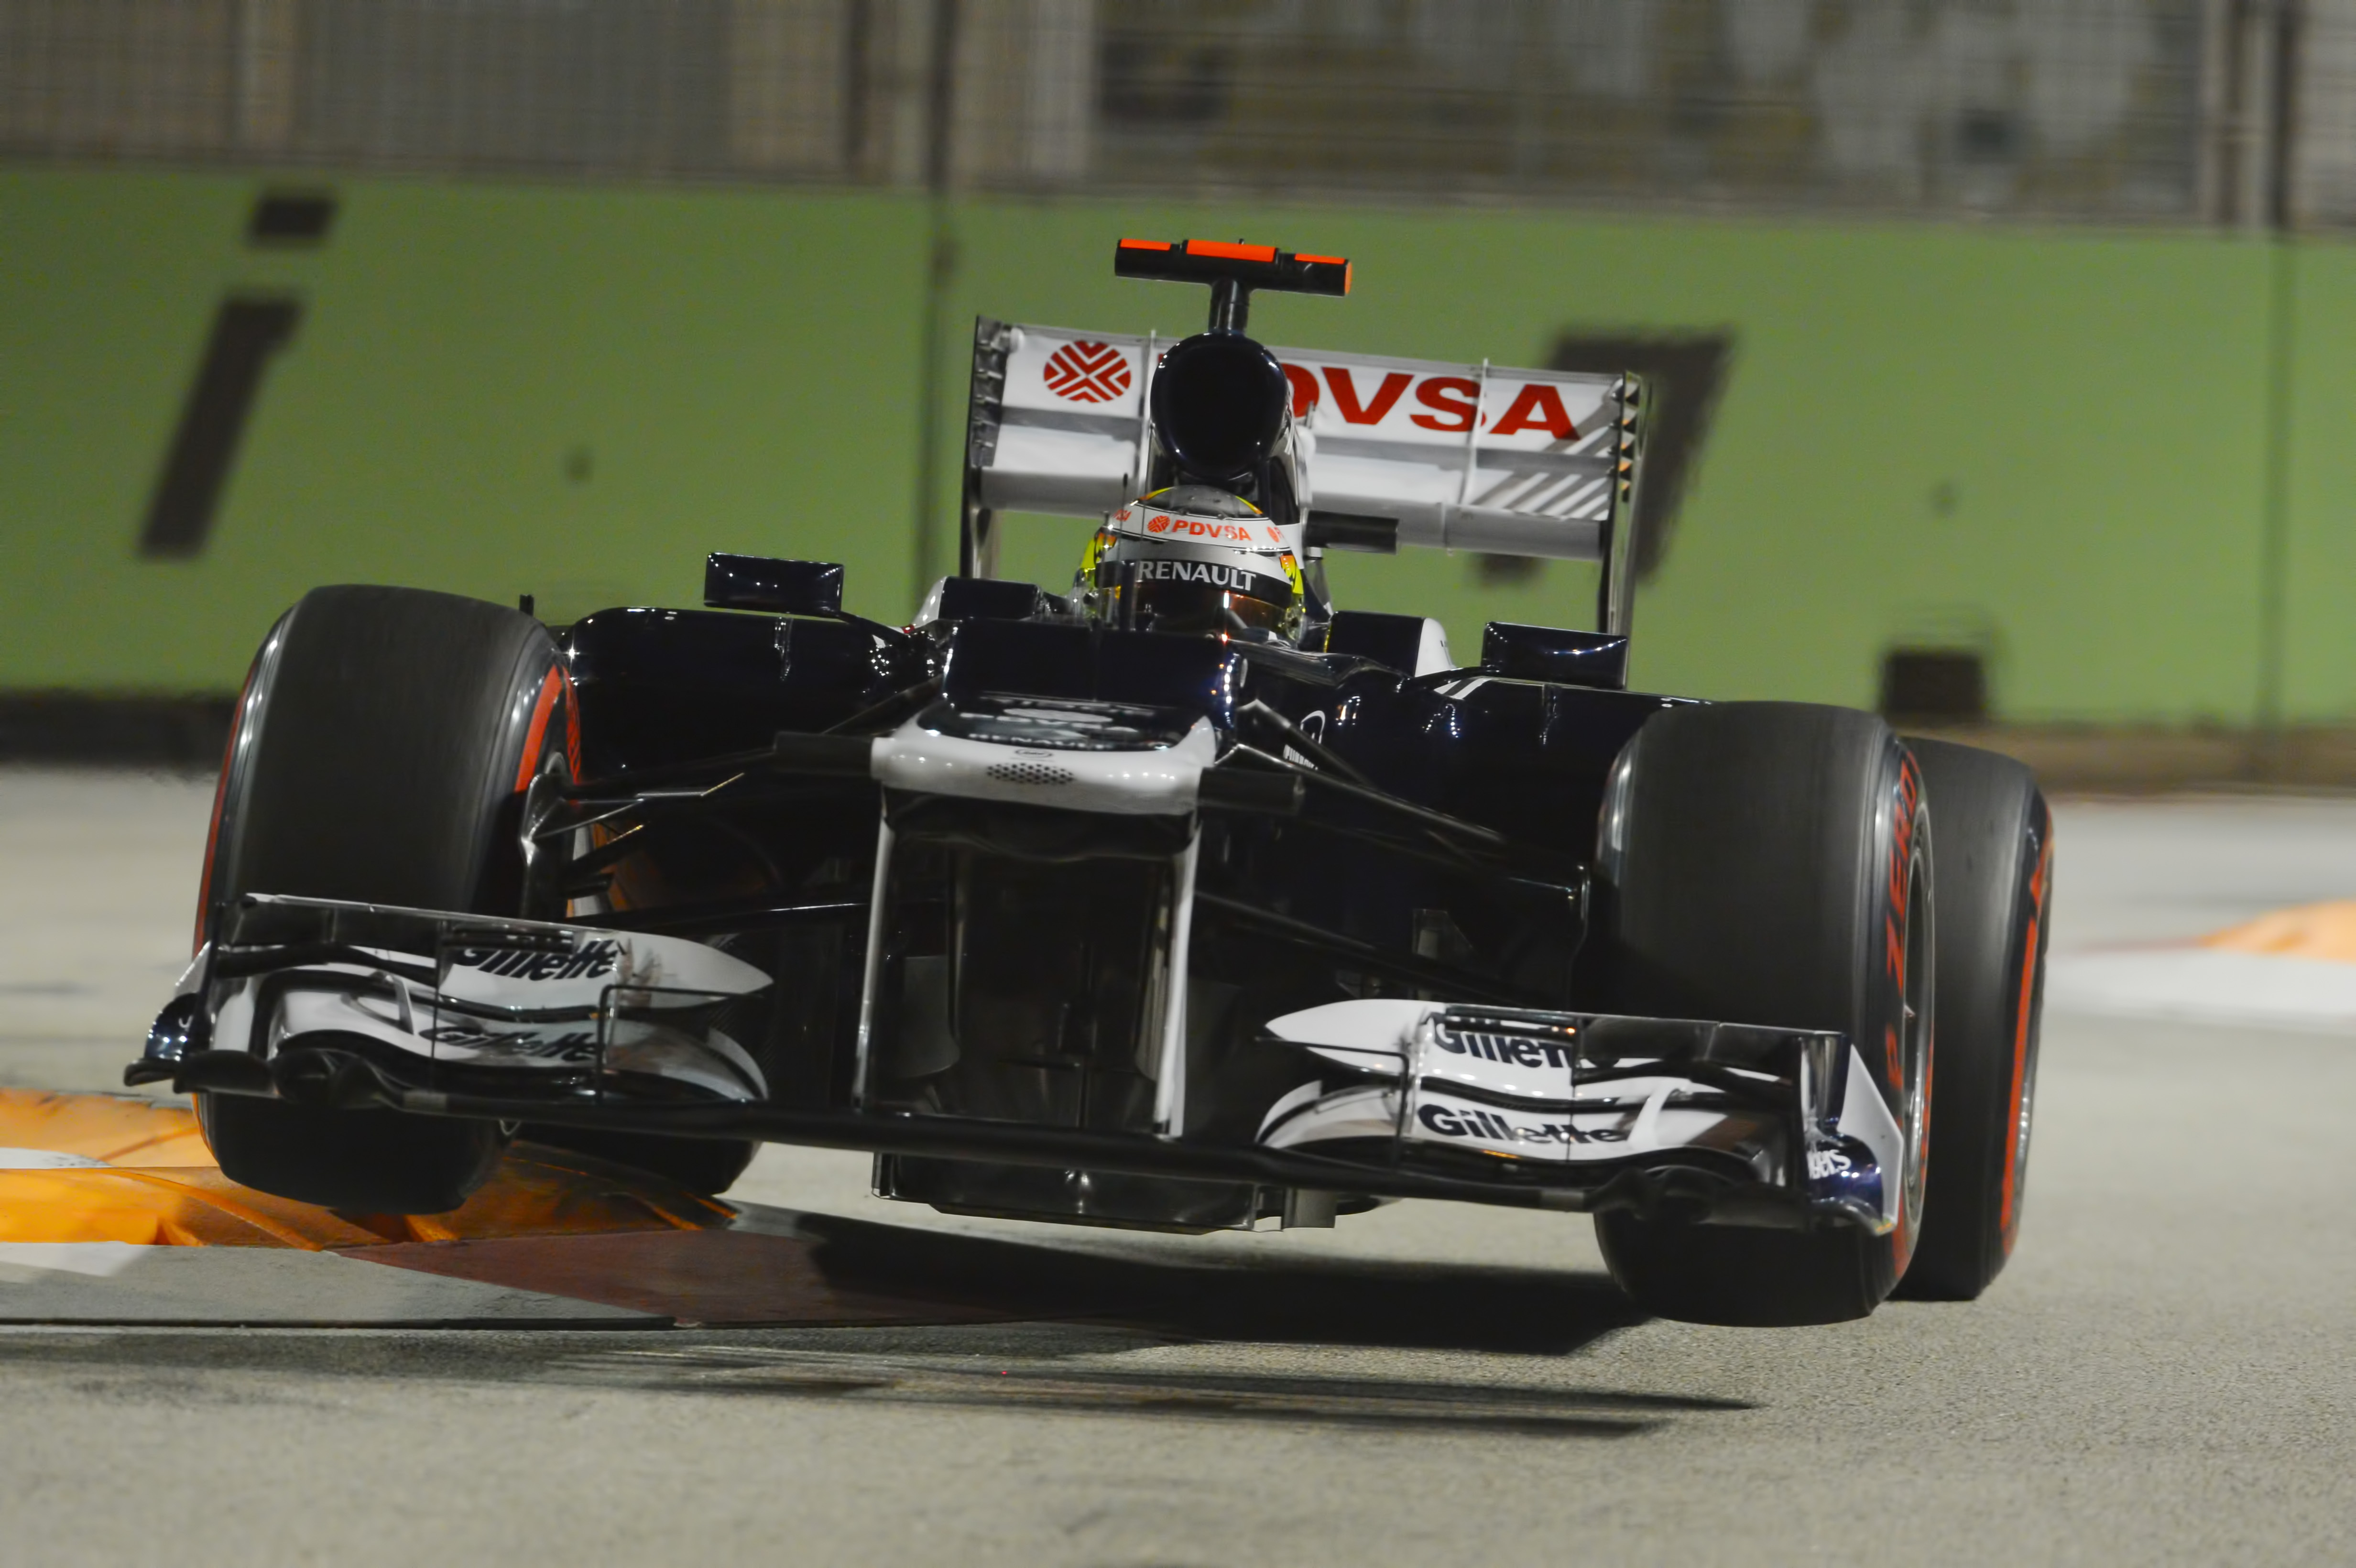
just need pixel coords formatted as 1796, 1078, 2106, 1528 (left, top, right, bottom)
196, 585, 572, 1213
1591, 702, 1932, 1326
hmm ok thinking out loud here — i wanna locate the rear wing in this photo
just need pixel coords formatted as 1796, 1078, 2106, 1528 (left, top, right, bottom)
962, 320, 1643, 634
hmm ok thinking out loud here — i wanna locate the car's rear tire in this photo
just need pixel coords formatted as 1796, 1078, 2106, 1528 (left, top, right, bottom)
1891, 738, 2052, 1300
197, 585, 574, 1214
1591, 702, 1932, 1326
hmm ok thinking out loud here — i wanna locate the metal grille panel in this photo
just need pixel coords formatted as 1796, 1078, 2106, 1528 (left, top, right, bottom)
2, 1, 2349, 228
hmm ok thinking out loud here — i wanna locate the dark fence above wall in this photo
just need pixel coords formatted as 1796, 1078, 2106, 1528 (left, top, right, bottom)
0, 692, 234, 769
5, 0, 2350, 229
1093, 0, 2210, 220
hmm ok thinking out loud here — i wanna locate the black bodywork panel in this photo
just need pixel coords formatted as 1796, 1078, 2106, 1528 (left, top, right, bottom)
550, 584, 1679, 1134
143, 560, 1719, 1232
548, 579, 1690, 1227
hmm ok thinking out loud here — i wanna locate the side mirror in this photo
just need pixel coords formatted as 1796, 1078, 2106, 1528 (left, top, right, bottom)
1481, 622, 1629, 690
704, 553, 845, 617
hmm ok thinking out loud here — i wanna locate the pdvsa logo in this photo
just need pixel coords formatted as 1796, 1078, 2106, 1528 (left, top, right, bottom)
1279, 364, 1582, 439
1043, 340, 1133, 404
1149, 517, 1259, 542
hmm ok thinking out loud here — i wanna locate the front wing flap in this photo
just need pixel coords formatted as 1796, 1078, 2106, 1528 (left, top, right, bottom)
130, 894, 773, 1105
1258, 999, 1901, 1233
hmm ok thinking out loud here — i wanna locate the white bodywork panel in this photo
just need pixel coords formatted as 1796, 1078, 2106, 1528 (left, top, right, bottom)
1833, 1042, 1906, 1226
869, 710, 1217, 817
1413, 618, 1454, 677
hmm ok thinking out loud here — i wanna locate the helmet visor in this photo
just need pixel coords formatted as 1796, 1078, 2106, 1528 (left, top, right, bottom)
1093, 543, 1300, 637
1133, 579, 1294, 635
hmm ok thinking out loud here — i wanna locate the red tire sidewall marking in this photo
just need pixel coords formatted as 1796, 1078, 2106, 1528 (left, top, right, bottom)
1998, 825, 2053, 1250
562, 670, 580, 780
511, 664, 578, 793
194, 659, 261, 954
1883, 750, 1926, 1267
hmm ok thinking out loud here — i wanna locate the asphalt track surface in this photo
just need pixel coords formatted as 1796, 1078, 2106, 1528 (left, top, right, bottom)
3, 768, 2353, 1565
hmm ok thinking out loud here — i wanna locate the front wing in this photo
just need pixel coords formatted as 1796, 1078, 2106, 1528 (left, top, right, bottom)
133, 895, 1898, 1234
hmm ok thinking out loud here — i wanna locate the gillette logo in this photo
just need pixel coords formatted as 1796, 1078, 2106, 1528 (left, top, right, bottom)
447, 940, 620, 982
1436, 1028, 1575, 1070
1415, 1102, 1625, 1145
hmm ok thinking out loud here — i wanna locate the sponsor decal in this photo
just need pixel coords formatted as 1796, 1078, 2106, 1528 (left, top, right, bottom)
1267, 362, 1587, 441
1321, 367, 1412, 425
422, 1023, 603, 1064
1282, 363, 1320, 417
1134, 557, 1282, 593
448, 940, 620, 983
1489, 381, 1578, 439
1043, 340, 1133, 403
1410, 376, 1479, 433
1806, 1133, 1887, 1222
1131, 514, 1266, 544
1414, 1101, 1627, 1146
1435, 1026, 1574, 1070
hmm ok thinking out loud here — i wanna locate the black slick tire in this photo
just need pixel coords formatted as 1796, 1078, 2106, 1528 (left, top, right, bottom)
1591, 702, 1933, 1326
1891, 738, 2053, 1300
196, 585, 576, 1214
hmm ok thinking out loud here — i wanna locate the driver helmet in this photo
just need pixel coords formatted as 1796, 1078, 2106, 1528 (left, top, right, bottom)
1076, 484, 1305, 641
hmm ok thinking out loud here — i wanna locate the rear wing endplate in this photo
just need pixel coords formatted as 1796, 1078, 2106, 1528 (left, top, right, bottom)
962, 320, 1643, 634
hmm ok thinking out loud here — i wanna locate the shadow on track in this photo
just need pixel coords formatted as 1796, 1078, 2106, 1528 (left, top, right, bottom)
0, 1324, 1752, 1439
796, 1211, 1647, 1356
560, 1342, 1748, 1437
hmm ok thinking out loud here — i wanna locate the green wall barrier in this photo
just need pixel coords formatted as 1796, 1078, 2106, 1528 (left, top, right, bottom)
2, 171, 932, 688
0, 166, 2336, 722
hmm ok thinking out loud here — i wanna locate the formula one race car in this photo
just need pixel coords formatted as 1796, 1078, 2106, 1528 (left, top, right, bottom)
131, 240, 2052, 1325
